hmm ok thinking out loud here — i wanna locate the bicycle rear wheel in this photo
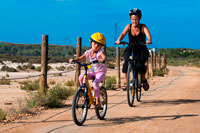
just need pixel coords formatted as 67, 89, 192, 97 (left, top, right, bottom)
72, 88, 88, 126
127, 64, 135, 107
95, 86, 107, 120
136, 73, 142, 101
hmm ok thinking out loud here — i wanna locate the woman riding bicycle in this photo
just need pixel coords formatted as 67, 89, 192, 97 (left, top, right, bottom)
115, 8, 152, 91
69, 32, 107, 109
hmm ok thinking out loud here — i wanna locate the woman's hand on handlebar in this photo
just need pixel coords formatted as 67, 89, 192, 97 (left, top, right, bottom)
146, 40, 152, 45
115, 40, 121, 45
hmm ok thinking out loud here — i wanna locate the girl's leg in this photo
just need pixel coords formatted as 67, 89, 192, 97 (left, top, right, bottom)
79, 73, 85, 86
93, 72, 105, 106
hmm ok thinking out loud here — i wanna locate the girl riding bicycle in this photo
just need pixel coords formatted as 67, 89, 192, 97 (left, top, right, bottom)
69, 32, 107, 109
115, 8, 152, 91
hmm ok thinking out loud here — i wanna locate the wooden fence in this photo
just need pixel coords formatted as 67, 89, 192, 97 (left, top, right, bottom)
38, 36, 167, 93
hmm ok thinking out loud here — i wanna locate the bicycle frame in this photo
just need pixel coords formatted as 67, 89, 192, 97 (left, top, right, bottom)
74, 60, 95, 105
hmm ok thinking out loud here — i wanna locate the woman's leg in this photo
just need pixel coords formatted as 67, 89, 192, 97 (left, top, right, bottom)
122, 46, 132, 87
138, 48, 150, 91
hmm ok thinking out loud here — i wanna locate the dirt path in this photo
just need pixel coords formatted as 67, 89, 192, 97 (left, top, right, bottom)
1, 66, 200, 133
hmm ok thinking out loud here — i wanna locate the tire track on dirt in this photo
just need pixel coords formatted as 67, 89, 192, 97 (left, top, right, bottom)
45, 67, 185, 132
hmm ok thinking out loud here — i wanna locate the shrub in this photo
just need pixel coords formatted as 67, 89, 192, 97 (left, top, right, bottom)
35, 66, 41, 71
36, 65, 52, 71
0, 76, 11, 85
49, 80, 56, 85
154, 69, 164, 76
1, 66, 17, 72
26, 84, 73, 108
6, 73, 9, 77
106, 63, 115, 69
65, 79, 74, 86
0, 108, 6, 120
105, 76, 116, 90
53, 73, 62, 77
20, 79, 39, 91
27, 63, 35, 70
56, 66, 65, 71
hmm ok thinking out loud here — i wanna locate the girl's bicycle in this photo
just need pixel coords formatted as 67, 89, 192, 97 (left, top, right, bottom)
71, 60, 107, 126
118, 41, 146, 107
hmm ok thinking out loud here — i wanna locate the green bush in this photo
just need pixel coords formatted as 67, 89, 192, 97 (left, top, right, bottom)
20, 79, 39, 91
36, 65, 52, 71
106, 63, 115, 69
56, 66, 65, 71
154, 69, 164, 76
1, 66, 17, 72
53, 73, 62, 77
105, 76, 116, 90
26, 84, 73, 108
0, 76, 11, 85
65, 79, 74, 86
0, 108, 6, 120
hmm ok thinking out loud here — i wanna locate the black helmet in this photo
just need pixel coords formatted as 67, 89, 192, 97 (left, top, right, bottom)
129, 8, 142, 18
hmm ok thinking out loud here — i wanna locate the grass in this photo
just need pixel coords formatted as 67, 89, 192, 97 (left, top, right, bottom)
167, 58, 200, 67
26, 84, 74, 108
105, 76, 116, 90
0, 108, 7, 120
20, 79, 39, 91
65, 79, 75, 86
0, 76, 11, 85
153, 68, 169, 76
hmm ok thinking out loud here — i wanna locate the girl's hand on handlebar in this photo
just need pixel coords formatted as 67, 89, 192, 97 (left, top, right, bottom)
69, 59, 74, 63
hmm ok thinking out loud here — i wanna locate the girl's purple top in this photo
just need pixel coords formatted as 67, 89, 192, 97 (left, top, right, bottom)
85, 48, 107, 73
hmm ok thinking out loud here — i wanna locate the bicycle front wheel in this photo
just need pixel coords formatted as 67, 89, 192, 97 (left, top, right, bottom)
127, 64, 135, 107
95, 86, 107, 120
72, 88, 88, 126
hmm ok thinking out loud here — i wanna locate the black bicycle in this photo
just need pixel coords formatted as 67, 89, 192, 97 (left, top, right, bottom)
118, 41, 146, 107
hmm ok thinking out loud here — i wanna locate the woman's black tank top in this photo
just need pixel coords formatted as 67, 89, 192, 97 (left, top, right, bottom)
128, 24, 146, 43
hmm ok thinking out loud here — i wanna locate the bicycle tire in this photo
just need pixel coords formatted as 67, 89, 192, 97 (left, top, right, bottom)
72, 88, 88, 126
127, 64, 135, 107
95, 86, 107, 120
136, 73, 142, 101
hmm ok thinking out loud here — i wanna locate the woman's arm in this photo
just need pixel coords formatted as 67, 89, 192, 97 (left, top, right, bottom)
143, 24, 152, 44
115, 24, 130, 44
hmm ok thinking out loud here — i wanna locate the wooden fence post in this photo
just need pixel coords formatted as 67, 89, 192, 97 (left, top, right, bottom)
39, 35, 48, 95
156, 53, 161, 70
153, 49, 156, 71
161, 53, 166, 70
149, 50, 154, 77
116, 47, 121, 88
75, 37, 82, 88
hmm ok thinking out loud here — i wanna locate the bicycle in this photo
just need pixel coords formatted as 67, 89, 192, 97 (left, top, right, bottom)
118, 41, 146, 107
71, 60, 107, 126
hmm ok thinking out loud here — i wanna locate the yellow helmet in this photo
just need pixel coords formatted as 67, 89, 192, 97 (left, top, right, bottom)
90, 32, 106, 46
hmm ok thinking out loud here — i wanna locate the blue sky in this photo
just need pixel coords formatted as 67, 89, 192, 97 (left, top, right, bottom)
0, 0, 200, 49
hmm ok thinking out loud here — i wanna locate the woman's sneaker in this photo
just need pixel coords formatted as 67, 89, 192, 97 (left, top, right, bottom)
142, 79, 149, 91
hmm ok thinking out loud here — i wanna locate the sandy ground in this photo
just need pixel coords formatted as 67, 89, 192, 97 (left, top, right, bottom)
0, 66, 200, 133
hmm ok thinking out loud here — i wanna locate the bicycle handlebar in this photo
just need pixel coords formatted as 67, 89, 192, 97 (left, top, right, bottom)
72, 60, 98, 67
117, 41, 146, 46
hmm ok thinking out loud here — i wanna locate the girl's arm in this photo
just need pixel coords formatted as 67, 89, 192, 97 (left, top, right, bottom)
98, 52, 106, 63
69, 53, 86, 63
143, 24, 152, 44
115, 24, 130, 44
